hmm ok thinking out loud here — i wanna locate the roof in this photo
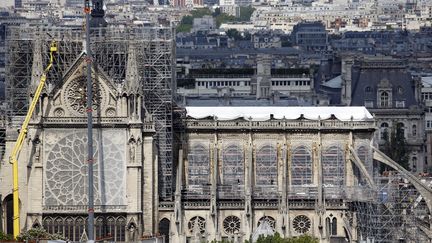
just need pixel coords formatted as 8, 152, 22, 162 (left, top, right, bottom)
185, 106, 373, 121
350, 64, 417, 107
322, 75, 342, 88
422, 76, 432, 88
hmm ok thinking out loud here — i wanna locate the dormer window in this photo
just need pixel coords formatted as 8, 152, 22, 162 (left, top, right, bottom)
397, 86, 403, 94
380, 91, 390, 107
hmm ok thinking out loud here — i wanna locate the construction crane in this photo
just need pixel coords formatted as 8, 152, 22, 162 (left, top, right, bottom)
8, 40, 57, 238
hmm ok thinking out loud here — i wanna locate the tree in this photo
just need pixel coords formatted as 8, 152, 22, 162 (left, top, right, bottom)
176, 8, 212, 33
286, 234, 319, 243
382, 123, 410, 170
243, 233, 319, 243
255, 232, 286, 243
215, 13, 236, 27
226, 29, 242, 40
238, 6, 255, 22
17, 228, 66, 241
213, 7, 221, 17
0, 231, 13, 241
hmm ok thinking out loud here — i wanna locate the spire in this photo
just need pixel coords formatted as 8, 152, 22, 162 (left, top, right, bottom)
125, 43, 141, 95
30, 38, 43, 93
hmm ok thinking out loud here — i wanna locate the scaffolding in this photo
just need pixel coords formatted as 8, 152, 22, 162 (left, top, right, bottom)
352, 173, 430, 243
0, 113, 5, 163
5, 25, 175, 200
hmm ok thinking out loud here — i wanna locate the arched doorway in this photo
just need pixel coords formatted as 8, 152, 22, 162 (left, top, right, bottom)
3, 194, 13, 235
159, 218, 170, 243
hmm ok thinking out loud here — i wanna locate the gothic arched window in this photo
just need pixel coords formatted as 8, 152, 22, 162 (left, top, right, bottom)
256, 144, 277, 186
187, 144, 210, 186
222, 144, 244, 185
326, 217, 337, 236
291, 146, 313, 186
322, 146, 345, 186
159, 218, 170, 243
412, 124, 417, 137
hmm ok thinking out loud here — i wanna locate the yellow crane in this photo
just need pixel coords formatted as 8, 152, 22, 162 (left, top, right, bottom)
8, 40, 57, 238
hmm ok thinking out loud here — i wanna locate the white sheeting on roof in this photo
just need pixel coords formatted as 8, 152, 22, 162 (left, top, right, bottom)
186, 106, 373, 121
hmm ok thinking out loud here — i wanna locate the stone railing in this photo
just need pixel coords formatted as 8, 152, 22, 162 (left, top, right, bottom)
143, 122, 155, 132
41, 117, 129, 124
288, 200, 315, 208
42, 204, 127, 212
185, 119, 375, 131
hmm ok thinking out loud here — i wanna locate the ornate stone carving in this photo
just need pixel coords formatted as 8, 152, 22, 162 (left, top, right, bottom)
223, 216, 241, 235
188, 216, 206, 234
293, 215, 311, 234
53, 108, 65, 117
64, 76, 105, 116
105, 108, 116, 117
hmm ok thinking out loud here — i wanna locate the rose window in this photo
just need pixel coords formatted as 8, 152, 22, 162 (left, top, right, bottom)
44, 130, 125, 206
65, 76, 104, 115
188, 216, 206, 234
293, 215, 311, 234
223, 216, 240, 235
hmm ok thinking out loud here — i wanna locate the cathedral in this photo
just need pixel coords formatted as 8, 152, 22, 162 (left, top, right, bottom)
1, 4, 431, 243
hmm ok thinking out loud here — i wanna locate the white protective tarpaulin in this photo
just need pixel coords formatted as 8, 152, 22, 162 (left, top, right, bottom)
185, 106, 373, 121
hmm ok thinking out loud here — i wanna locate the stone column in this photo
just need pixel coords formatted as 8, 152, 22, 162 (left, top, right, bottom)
210, 133, 219, 240
315, 132, 325, 240
142, 135, 155, 234
346, 132, 354, 187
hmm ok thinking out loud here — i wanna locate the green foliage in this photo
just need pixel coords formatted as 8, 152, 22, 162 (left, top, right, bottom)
286, 234, 319, 243
215, 13, 236, 27
213, 7, 221, 17
253, 233, 318, 243
383, 123, 410, 170
0, 231, 14, 241
209, 233, 318, 243
181, 15, 194, 25
177, 6, 255, 32
226, 29, 242, 40
176, 24, 192, 33
238, 6, 255, 22
209, 240, 234, 243
255, 232, 287, 243
176, 8, 212, 33
16, 228, 66, 241
190, 8, 213, 18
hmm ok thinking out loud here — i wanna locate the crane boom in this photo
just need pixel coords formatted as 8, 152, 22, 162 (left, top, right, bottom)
9, 41, 57, 238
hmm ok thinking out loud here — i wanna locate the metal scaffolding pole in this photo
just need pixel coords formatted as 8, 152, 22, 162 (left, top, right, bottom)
84, 0, 95, 242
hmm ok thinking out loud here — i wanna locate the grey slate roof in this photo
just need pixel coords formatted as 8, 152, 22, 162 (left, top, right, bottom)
350, 63, 418, 108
